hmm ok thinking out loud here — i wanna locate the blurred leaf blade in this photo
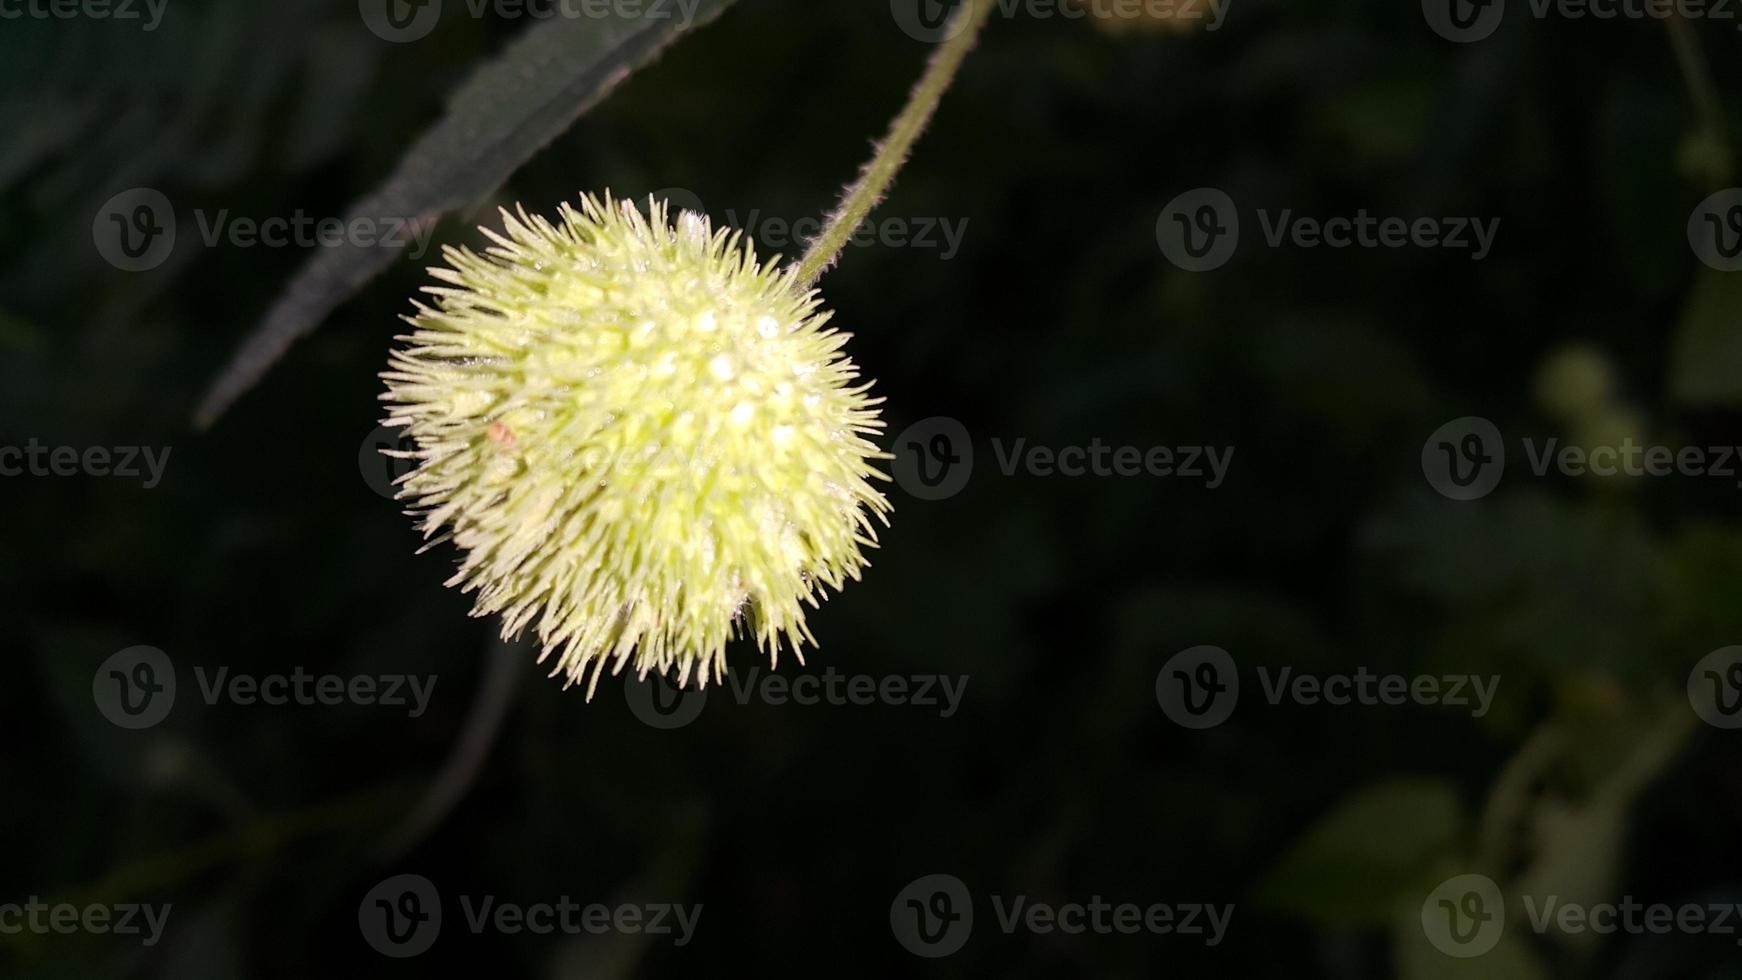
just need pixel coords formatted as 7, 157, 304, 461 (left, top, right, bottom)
1254, 778, 1467, 928
1670, 266, 1742, 407
193, 0, 738, 428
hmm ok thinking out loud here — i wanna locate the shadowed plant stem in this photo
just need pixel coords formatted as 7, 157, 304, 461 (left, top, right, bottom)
793, 1, 995, 286
379, 637, 524, 859
0, 783, 409, 951
1665, 16, 1731, 186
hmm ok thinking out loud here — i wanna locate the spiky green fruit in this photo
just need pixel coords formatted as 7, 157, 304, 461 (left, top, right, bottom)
381, 194, 891, 695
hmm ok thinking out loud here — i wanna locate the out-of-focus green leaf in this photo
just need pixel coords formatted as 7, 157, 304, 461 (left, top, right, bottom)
1255, 778, 1465, 928
1311, 77, 1434, 165
1661, 523, 1742, 649
1395, 911, 1550, 980
194, 0, 738, 427
1363, 493, 1664, 685
1671, 267, 1742, 407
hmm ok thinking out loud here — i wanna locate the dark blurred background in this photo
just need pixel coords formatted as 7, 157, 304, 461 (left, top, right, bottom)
6, 0, 1742, 976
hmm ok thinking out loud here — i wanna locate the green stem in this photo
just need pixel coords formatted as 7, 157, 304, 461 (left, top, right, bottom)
1473, 723, 1565, 873
793, 1, 995, 286
1666, 15, 1730, 182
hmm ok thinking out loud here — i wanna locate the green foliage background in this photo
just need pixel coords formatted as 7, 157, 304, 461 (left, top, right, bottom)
3, 0, 1742, 976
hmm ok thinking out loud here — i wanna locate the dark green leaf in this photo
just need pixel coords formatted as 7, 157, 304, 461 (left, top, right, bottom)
194, 1, 737, 427
1255, 778, 1466, 927
1670, 267, 1742, 407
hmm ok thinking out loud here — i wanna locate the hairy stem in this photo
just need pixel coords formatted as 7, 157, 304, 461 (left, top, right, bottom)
793, 1, 994, 285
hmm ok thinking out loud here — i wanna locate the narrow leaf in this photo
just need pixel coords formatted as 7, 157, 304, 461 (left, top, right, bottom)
194, 1, 736, 428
